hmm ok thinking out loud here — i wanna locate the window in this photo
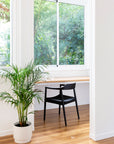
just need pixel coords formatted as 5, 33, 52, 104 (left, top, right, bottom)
34, 0, 86, 66
34, 0, 57, 65
59, 3, 84, 65
0, 0, 10, 66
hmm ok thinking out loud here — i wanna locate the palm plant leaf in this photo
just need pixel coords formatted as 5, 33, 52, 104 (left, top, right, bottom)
0, 62, 46, 126
0, 92, 19, 107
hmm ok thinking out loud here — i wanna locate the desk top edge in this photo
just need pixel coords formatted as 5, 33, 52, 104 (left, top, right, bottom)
36, 76, 90, 84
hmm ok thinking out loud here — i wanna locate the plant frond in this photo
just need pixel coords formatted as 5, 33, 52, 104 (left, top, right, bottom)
0, 62, 47, 126
28, 111, 34, 115
0, 92, 19, 107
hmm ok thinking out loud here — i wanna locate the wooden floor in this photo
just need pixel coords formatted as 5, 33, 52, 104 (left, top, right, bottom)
1, 104, 114, 144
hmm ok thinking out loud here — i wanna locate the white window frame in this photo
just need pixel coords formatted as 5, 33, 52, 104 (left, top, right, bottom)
0, 0, 90, 78
0, 0, 21, 69
0, 0, 34, 70
0, 0, 13, 68
34, 0, 90, 73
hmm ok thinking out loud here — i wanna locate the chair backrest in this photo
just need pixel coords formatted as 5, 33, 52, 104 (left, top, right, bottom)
62, 83, 76, 90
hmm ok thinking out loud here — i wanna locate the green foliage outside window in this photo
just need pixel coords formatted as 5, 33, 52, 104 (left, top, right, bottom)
34, 0, 84, 65
34, 0, 57, 65
0, 0, 10, 66
59, 3, 84, 65
0, 0, 84, 66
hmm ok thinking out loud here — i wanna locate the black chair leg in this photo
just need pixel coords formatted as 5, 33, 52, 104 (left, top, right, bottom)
73, 89, 80, 120
44, 100, 46, 121
75, 99, 80, 119
59, 105, 61, 115
62, 104, 67, 126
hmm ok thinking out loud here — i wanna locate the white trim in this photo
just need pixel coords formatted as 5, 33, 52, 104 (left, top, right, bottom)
16, 0, 22, 67
12, 0, 34, 67
0, 129, 13, 137
90, 131, 114, 141
84, 1, 90, 69
57, 1, 59, 66
90, 133, 96, 141
34, 0, 89, 69
11, 0, 22, 67
32, 0, 34, 62
11, 0, 16, 66
33, 0, 90, 77
89, 0, 96, 141
0, 125, 34, 137
47, 65, 89, 71
10, 0, 13, 65
0, 0, 15, 68
0, 0, 13, 66
48, 0, 87, 6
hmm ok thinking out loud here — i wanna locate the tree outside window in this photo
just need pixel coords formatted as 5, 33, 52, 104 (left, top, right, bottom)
0, 0, 10, 66
34, 0, 84, 65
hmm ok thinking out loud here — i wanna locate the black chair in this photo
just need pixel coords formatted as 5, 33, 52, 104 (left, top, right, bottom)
44, 83, 80, 126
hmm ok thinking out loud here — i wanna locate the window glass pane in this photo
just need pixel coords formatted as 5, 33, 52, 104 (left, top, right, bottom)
59, 3, 84, 65
0, 0, 10, 66
34, 0, 57, 65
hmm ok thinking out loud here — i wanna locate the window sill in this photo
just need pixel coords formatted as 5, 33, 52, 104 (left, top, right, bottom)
46, 65, 89, 71
45, 65, 90, 78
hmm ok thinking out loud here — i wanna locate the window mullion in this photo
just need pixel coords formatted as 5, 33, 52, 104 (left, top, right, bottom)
57, 0, 59, 66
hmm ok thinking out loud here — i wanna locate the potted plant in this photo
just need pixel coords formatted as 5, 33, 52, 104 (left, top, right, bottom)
0, 62, 46, 143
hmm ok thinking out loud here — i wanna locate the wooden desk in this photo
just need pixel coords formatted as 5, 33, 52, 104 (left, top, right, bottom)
36, 76, 90, 84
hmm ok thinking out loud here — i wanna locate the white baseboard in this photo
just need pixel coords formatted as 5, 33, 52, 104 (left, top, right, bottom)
90, 133, 96, 141
0, 125, 34, 137
90, 131, 114, 141
0, 129, 13, 137
1, 125, 114, 141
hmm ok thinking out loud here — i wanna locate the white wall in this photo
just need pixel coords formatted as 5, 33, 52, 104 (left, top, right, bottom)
0, 0, 90, 137
12, 0, 34, 67
0, 78, 18, 136
90, 0, 114, 141
0, 0, 34, 137
34, 82, 89, 110
0, 78, 34, 136
4, 0, 114, 141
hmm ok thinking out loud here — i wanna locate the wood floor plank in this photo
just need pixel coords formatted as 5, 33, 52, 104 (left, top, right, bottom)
0, 105, 114, 144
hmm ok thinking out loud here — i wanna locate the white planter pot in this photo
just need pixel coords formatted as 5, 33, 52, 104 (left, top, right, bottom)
13, 122, 32, 144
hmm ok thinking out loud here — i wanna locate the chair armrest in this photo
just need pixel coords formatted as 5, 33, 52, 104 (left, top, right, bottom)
45, 87, 62, 90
